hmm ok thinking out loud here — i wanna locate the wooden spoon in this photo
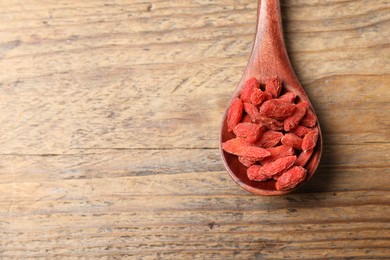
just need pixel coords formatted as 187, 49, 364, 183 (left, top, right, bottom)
220, 0, 322, 195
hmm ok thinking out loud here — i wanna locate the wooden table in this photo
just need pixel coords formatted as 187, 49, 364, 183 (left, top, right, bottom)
1, 0, 389, 259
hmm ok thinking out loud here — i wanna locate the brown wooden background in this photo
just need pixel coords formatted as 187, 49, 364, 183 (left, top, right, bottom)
0, 0, 389, 259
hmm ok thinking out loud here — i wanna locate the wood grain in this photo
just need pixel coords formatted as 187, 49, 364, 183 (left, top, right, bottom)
0, 0, 389, 259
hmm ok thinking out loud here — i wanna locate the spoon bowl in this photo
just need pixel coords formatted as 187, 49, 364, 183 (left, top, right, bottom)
220, 0, 322, 195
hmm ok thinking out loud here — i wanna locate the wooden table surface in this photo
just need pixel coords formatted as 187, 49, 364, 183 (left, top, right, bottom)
1, 0, 389, 259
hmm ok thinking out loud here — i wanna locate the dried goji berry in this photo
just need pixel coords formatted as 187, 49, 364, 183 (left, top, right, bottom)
227, 97, 244, 132
250, 88, 267, 106
302, 128, 319, 151
259, 99, 296, 119
281, 133, 303, 150
222, 138, 271, 160
259, 155, 297, 177
265, 76, 282, 98
239, 156, 256, 167
247, 165, 269, 181
295, 149, 314, 166
261, 145, 295, 164
264, 91, 273, 101
272, 174, 281, 180
243, 102, 261, 122
278, 92, 296, 103
301, 108, 317, 128
233, 122, 264, 143
242, 146, 271, 161
223, 76, 319, 190
241, 114, 252, 123
284, 101, 308, 131
291, 125, 311, 138
241, 77, 259, 103
257, 116, 284, 131
222, 138, 249, 156
256, 130, 283, 148
275, 166, 306, 191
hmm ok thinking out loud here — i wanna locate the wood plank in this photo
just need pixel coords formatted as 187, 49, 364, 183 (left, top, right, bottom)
0, 84, 389, 153
1, 190, 390, 217
0, 143, 388, 182
1, 206, 389, 258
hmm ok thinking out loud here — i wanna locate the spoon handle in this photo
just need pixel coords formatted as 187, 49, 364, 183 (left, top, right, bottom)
248, 0, 293, 80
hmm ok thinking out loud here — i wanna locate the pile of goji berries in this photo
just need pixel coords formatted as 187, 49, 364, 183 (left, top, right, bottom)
222, 77, 319, 191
